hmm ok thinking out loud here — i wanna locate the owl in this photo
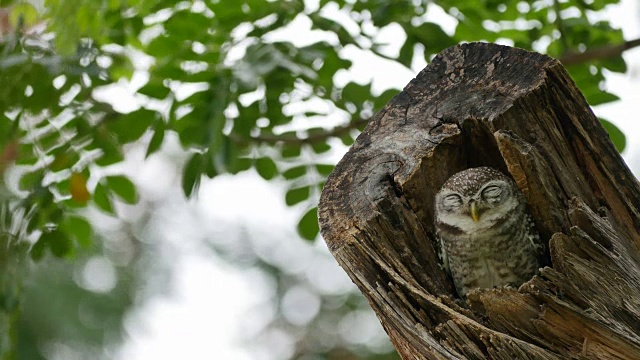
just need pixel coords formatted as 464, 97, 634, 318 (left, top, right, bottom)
434, 167, 544, 297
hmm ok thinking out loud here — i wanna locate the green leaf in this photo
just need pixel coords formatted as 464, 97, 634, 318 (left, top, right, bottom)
93, 182, 115, 214
316, 47, 352, 89
315, 164, 334, 176
297, 207, 319, 241
455, 17, 496, 42
600, 118, 626, 152
107, 108, 156, 143
219, 137, 248, 175
182, 153, 204, 197
374, 89, 399, 110
26, 211, 40, 234
600, 56, 627, 73
281, 144, 301, 158
34, 229, 73, 259
311, 142, 331, 154
255, 157, 277, 180
207, 80, 230, 154
50, 151, 79, 172
231, 158, 252, 174
342, 82, 371, 105
164, 11, 212, 41
95, 145, 125, 166
234, 103, 260, 136
309, 14, 359, 47
30, 235, 46, 261
9, 3, 39, 28
205, 148, 219, 178
61, 215, 93, 247
106, 175, 138, 204
15, 142, 36, 165
411, 22, 455, 54
110, 54, 135, 80
209, 1, 246, 29
146, 122, 165, 157
50, 230, 73, 257
19, 169, 43, 191
283, 166, 307, 180
397, 38, 414, 68
286, 187, 310, 206
585, 91, 619, 106
176, 114, 209, 147
146, 35, 180, 58
138, 82, 171, 99
340, 132, 354, 146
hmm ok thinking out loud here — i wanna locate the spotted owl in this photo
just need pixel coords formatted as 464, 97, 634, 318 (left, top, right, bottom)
434, 167, 544, 297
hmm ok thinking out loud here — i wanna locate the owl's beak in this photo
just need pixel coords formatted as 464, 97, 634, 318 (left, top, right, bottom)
470, 202, 479, 222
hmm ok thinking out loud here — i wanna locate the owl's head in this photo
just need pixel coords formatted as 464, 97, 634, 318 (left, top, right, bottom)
435, 167, 523, 231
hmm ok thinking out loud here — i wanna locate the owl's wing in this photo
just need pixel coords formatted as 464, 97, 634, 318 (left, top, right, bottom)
435, 231, 451, 277
525, 213, 545, 256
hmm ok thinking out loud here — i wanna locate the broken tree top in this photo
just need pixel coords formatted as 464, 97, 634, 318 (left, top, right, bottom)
318, 42, 640, 359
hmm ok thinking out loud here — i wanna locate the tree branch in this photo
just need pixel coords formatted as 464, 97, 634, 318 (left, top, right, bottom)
558, 37, 640, 66
229, 117, 370, 145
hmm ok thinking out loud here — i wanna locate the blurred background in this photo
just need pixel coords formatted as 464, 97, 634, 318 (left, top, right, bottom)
0, 0, 639, 359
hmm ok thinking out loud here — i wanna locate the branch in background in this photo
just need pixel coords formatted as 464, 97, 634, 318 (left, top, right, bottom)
230, 117, 370, 145
559, 38, 640, 66
92, 93, 369, 147
92, 36, 640, 149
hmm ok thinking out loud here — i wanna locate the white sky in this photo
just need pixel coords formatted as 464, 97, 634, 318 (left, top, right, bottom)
111, 1, 640, 359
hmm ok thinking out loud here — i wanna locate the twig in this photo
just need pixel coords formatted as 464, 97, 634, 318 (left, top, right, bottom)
230, 117, 370, 145
558, 37, 640, 66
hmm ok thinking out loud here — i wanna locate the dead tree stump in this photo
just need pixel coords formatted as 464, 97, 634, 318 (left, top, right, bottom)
318, 42, 640, 359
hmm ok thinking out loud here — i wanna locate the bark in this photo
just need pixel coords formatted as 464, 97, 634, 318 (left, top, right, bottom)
318, 42, 640, 359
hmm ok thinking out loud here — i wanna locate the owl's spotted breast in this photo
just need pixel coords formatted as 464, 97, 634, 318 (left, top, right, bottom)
434, 167, 544, 297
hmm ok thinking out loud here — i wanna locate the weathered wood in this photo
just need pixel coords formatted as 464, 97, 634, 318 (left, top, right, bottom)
318, 42, 640, 359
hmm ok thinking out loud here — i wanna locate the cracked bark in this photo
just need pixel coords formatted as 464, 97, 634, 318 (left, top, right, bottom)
318, 42, 640, 360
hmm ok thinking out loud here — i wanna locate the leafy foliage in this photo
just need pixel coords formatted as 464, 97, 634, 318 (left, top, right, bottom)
1, 0, 629, 259
0, 0, 635, 358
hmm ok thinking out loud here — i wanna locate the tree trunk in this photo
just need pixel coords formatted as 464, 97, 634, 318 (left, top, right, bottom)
318, 42, 640, 359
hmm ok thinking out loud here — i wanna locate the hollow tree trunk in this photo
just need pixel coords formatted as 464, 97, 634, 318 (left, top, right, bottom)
318, 42, 640, 359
